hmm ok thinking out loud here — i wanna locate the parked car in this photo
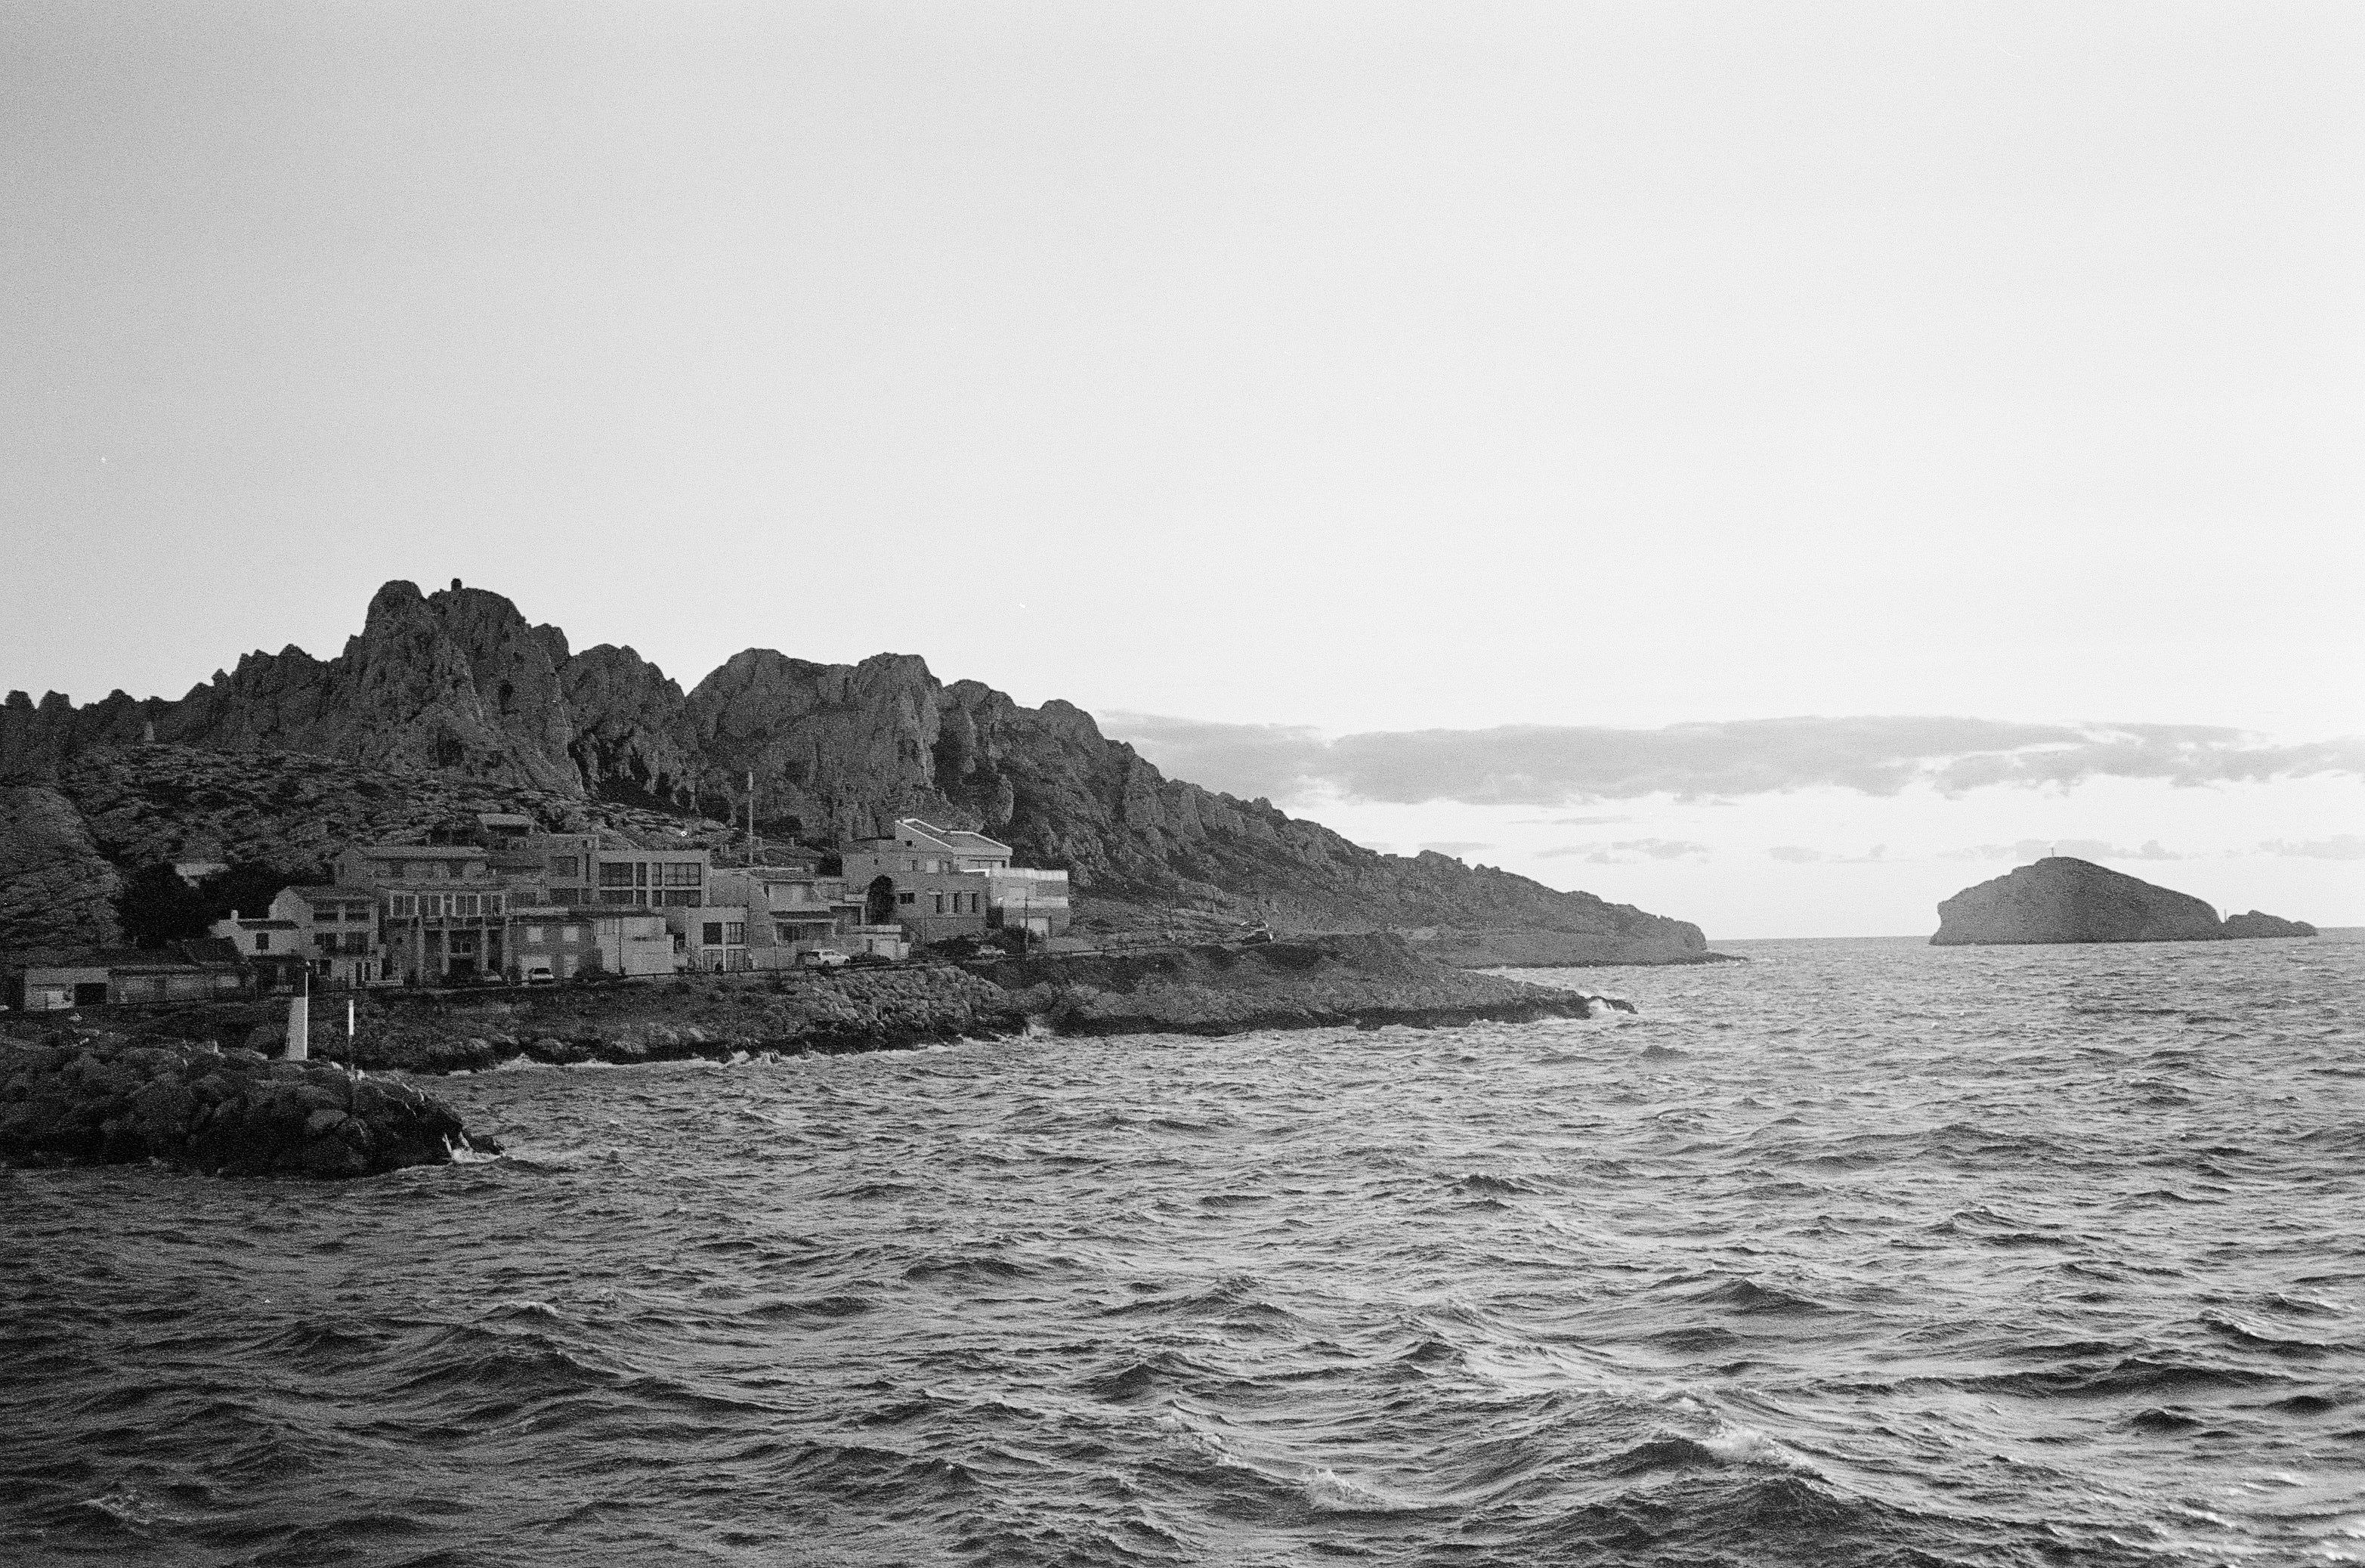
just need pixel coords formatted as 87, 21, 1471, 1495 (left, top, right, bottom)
524, 964, 556, 985
799, 949, 849, 969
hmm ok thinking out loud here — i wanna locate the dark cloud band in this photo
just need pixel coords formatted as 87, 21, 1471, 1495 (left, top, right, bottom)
1100, 712, 2364, 807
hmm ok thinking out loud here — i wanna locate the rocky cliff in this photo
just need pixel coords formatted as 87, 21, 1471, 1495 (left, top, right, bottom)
3, 580, 1713, 966
1931, 858, 2316, 945
0, 787, 124, 965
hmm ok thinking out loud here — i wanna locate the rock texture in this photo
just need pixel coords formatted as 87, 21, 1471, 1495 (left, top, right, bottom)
1932, 858, 2316, 946
2, 579, 1714, 966
0, 1035, 482, 1177
0, 786, 124, 965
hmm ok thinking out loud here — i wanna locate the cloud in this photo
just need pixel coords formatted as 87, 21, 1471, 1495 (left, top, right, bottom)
1417, 840, 1495, 856
1514, 815, 1632, 827
1095, 712, 1331, 803
1538, 838, 1711, 865
2258, 834, 2365, 860
1941, 838, 2190, 863
1768, 845, 1888, 864
1099, 711, 2364, 808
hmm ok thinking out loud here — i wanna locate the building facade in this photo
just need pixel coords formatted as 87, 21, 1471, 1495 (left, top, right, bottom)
265, 886, 383, 988
334, 843, 510, 984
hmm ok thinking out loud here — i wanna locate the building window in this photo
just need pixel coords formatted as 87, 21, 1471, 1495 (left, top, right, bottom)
662, 863, 703, 887
523, 926, 543, 944
487, 893, 505, 915
316, 934, 337, 954
773, 922, 796, 943
456, 895, 481, 917
598, 863, 635, 888
598, 890, 638, 905
550, 855, 580, 878
725, 922, 745, 945
898, 892, 915, 906
255, 932, 271, 951
933, 894, 944, 914
702, 922, 724, 945
391, 894, 416, 918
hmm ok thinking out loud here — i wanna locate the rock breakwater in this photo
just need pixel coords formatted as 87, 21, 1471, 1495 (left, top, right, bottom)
0, 1036, 482, 1177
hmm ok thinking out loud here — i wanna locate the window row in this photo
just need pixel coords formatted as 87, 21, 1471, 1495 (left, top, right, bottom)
386, 892, 508, 919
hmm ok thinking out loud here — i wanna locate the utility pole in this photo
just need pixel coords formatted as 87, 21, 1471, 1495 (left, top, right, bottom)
746, 769, 757, 866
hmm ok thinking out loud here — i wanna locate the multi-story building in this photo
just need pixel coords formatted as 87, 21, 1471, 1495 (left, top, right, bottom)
975, 866, 1071, 938
702, 868, 846, 969
505, 905, 673, 979
529, 830, 604, 907
590, 847, 710, 911
333, 843, 511, 985
264, 886, 383, 988
842, 819, 1068, 939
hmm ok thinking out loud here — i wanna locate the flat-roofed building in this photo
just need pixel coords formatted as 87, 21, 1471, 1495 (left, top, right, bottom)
591, 848, 710, 910
264, 886, 385, 988
334, 843, 509, 985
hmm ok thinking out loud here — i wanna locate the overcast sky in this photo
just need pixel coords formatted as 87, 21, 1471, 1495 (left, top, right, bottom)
4, 2, 2358, 936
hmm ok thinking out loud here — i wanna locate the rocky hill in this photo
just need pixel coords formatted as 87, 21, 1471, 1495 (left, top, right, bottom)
1931, 858, 2316, 945
2, 580, 1713, 969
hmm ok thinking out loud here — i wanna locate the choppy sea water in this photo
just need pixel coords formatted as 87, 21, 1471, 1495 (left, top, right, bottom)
7, 933, 2365, 1567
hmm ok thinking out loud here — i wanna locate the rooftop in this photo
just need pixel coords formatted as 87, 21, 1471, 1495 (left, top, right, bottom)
352, 844, 488, 858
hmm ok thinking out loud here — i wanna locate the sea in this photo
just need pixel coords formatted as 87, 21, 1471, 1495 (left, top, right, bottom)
6, 932, 2365, 1567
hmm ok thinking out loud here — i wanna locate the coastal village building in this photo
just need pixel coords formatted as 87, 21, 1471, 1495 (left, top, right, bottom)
209, 913, 313, 992
8, 945, 256, 1011
699, 868, 861, 968
530, 831, 604, 907
260, 886, 382, 988
332, 844, 510, 985
592, 848, 710, 909
509, 905, 675, 979
842, 819, 1071, 939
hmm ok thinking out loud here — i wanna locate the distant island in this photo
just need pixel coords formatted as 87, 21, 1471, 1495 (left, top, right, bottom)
1931, 856, 2317, 946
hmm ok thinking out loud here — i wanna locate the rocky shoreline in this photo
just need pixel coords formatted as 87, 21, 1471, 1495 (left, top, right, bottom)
0, 936, 1623, 1176
6, 934, 1627, 1080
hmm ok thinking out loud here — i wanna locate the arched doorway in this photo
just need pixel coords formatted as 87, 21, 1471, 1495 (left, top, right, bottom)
866, 875, 896, 926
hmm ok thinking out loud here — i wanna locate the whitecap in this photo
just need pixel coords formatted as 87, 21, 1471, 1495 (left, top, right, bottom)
1303, 1468, 1430, 1514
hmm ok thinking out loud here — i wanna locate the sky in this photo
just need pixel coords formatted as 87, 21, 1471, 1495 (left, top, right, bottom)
3, 2, 2358, 937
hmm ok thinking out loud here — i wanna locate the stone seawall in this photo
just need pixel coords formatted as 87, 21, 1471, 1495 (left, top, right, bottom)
0, 1037, 482, 1177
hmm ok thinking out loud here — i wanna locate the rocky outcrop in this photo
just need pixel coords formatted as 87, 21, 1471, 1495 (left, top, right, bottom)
0, 1036, 483, 1177
1932, 858, 2316, 945
2, 581, 583, 791
561, 644, 694, 806
0, 786, 123, 964
2221, 910, 2318, 939
981, 932, 1625, 1035
679, 651, 947, 840
2, 579, 1715, 962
